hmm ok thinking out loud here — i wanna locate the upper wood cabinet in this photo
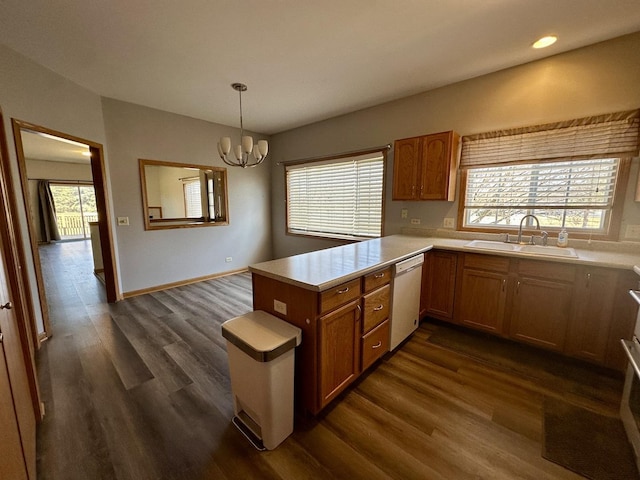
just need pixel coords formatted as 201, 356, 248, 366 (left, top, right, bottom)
392, 131, 460, 201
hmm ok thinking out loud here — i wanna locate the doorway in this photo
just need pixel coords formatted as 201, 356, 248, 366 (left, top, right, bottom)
11, 119, 120, 340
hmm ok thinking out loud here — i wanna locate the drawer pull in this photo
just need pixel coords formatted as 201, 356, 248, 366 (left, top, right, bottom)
374, 273, 385, 279
371, 341, 382, 349
337, 287, 349, 294
373, 304, 384, 311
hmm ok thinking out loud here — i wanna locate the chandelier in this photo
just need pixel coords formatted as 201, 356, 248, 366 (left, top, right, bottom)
217, 83, 268, 168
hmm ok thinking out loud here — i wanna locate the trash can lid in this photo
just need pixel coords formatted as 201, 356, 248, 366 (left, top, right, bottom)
221, 310, 302, 362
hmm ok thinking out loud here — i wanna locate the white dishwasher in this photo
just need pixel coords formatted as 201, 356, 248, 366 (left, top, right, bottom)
389, 253, 424, 351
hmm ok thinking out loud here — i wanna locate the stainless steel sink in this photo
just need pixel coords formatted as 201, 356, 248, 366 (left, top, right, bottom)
464, 240, 519, 252
465, 240, 578, 258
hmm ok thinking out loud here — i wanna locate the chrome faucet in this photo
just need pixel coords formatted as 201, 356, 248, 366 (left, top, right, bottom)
518, 214, 540, 244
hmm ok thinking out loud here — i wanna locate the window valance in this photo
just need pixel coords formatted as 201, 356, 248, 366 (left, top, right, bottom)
460, 110, 640, 169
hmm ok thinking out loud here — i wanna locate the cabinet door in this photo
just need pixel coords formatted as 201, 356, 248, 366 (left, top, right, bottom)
566, 268, 617, 363
456, 268, 507, 333
422, 250, 457, 321
509, 277, 573, 351
419, 131, 459, 201
319, 300, 361, 409
392, 137, 420, 200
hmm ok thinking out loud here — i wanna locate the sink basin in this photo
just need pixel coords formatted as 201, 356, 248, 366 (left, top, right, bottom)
465, 240, 578, 258
465, 240, 519, 252
517, 245, 578, 258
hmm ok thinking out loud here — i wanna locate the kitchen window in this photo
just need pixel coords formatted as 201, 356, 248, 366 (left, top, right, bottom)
459, 110, 639, 239
285, 147, 388, 240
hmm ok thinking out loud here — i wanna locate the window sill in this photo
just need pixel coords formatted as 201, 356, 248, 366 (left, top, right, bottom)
286, 229, 379, 243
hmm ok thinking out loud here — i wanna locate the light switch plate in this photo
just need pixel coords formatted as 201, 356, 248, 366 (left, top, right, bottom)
117, 217, 129, 226
401, 208, 408, 219
410, 218, 420, 225
443, 217, 455, 228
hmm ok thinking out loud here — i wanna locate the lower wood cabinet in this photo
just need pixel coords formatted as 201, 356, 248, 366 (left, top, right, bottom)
422, 250, 457, 321
456, 254, 508, 334
361, 319, 390, 371
319, 300, 361, 409
252, 265, 392, 415
424, 249, 636, 370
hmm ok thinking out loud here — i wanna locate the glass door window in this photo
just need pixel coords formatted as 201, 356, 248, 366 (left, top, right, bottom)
49, 184, 97, 240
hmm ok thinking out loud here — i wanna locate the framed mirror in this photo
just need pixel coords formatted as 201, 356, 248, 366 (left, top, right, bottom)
139, 158, 229, 230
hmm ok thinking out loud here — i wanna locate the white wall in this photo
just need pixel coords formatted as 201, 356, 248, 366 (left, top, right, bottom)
101, 98, 273, 294
269, 32, 640, 259
0, 45, 111, 333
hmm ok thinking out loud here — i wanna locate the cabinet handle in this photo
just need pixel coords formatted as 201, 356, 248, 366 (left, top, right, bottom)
337, 287, 349, 294
586, 273, 591, 288
502, 279, 506, 292
516, 281, 520, 294
0, 332, 3, 343
371, 341, 382, 349
373, 304, 384, 311
356, 304, 362, 320
374, 273, 385, 279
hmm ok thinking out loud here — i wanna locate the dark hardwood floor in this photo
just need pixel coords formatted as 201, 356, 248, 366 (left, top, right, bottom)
35, 241, 624, 479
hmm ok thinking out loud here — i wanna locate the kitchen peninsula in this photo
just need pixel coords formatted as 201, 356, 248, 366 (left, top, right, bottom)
249, 235, 434, 414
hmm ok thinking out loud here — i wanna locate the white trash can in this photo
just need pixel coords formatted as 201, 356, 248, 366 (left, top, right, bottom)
221, 310, 302, 450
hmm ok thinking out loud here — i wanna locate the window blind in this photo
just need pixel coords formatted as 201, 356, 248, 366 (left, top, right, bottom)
465, 158, 619, 209
286, 152, 384, 238
183, 180, 202, 217
460, 110, 639, 169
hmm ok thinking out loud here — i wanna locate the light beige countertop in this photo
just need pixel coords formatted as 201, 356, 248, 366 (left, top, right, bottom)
421, 237, 640, 270
249, 233, 640, 292
249, 235, 434, 291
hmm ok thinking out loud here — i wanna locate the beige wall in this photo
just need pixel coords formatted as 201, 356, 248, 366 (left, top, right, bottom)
269, 32, 640, 259
101, 98, 273, 293
0, 44, 109, 333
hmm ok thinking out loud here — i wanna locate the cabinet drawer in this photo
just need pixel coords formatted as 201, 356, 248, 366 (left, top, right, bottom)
320, 278, 362, 315
361, 319, 389, 371
362, 284, 390, 333
517, 259, 575, 282
363, 267, 391, 292
463, 253, 510, 273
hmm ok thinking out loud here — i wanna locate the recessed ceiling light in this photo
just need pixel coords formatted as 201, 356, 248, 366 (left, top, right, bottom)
533, 35, 558, 49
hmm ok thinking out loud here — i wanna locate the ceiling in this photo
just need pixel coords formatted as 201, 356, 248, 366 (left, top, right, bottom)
1, 1, 640, 135
20, 130, 90, 164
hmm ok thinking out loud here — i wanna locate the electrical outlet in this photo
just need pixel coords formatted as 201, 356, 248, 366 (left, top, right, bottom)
410, 218, 421, 225
274, 299, 287, 315
626, 225, 640, 239
401, 208, 408, 219
443, 217, 455, 228
225, 257, 232, 263
117, 217, 129, 226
